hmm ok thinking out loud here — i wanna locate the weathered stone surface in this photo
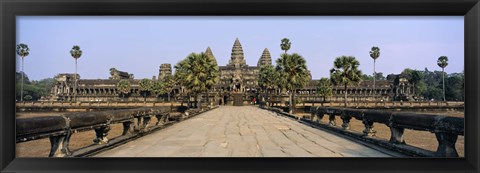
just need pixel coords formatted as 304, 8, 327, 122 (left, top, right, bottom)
95, 106, 391, 157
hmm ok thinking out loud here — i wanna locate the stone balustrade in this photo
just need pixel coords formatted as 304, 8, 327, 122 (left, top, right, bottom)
260, 104, 464, 157
16, 106, 218, 157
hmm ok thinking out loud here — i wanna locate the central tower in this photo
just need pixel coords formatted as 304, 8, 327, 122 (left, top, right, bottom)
227, 38, 247, 69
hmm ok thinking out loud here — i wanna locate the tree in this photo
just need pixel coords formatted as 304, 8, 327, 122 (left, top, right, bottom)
317, 78, 333, 103
151, 80, 164, 99
160, 75, 175, 102
330, 56, 363, 107
70, 45, 82, 101
174, 52, 219, 108
369, 46, 380, 92
16, 43, 30, 101
280, 38, 291, 53
139, 78, 153, 101
258, 64, 277, 106
275, 53, 310, 113
116, 79, 131, 100
437, 56, 449, 101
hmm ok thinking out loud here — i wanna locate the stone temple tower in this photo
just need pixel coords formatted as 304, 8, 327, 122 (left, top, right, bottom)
158, 63, 172, 80
205, 47, 217, 65
257, 48, 272, 67
227, 38, 247, 69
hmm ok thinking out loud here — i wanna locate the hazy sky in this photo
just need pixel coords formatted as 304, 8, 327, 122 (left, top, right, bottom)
16, 16, 464, 81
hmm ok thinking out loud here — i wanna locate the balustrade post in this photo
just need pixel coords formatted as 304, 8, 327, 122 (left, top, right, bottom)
328, 113, 336, 126
435, 132, 459, 157
48, 132, 72, 157
156, 112, 170, 125
389, 127, 405, 144
93, 125, 111, 144
340, 115, 351, 130
122, 120, 134, 135
362, 120, 376, 136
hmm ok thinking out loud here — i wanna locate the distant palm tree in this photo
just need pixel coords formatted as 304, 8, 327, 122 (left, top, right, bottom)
369, 46, 380, 92
160, 75, 175, 102
70, 45, 82, 101
16, 43, 30, 101
116, 79, 131, 100
174, 52, 219, 108
139, 78, 153, 101
280, 38, 291, 53
276, 53, 309, 114
317, 78, 333, 104
258, 64, 277, 106
437, 56, 449, 101
330, 56, 363, 107
151, 80, 164, 99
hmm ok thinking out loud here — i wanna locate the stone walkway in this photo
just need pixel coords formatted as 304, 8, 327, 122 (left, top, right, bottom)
95, 106, 391, 157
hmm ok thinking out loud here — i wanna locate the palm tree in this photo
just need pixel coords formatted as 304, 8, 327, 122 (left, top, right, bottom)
139, 78, 153, 102
330, 56, 363, 107
116, 79, 131, 101
70, 45, 82, 101
174, 52, 219, 108
151, 80, 164, 100
16, 43, 30, 101
160, 75, 175, 102
437, 56, 449, 101
276, 53, 309, 114
280, 38, 291, 53
317, 78, 333, 104
258, 64, 277, 106
369, 46, 380, 92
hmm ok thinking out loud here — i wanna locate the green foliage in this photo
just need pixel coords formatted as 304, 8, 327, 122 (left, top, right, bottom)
70, 45, 82, 59
400, 67, 463, 101
174, 52, 219, 96
437, 56, 449, 69
258, 64, 277, 91
280, 38, 291, 53
151, 80, 164, 97
317, 78, 333, 99
275, 53, 310, 91
16, 43, 30, 57
15, 72, 56, 100
116, 79, 131, 96
15, 72, 56, 101
330, 56, 363, 87
369, 46, 380, 60
160, 75, 175, 95
275, 53, 309, 113
330, 56, 362, 106
139, 78, 153, 98
362, 73, 385, 80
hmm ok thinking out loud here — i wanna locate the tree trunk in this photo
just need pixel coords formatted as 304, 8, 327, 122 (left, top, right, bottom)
74, 58, 77, 102
21, 56, 24, 101
289, 91, 293, 114
373, 59, 376, 94
344, 83, 348, 107
442, 68, 446, 101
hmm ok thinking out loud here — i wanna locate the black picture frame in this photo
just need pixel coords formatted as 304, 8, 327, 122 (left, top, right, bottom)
1, 0, 479, 172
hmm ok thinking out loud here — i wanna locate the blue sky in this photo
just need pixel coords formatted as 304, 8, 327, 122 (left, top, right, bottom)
16, 16, 464, 80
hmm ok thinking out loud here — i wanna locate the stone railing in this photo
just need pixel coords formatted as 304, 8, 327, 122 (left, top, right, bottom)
260, 105, 464, 157
16, 106, 218, 157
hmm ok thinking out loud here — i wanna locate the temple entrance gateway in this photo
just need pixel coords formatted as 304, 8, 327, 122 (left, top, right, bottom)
233, 93, 243, 106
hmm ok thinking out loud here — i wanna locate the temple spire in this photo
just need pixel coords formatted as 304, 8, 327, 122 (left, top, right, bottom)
205, 46, 217, 65
257, 48, 272, 67
228, 38, 247, 68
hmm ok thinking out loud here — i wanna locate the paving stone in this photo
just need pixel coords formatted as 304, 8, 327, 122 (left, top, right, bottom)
95, 106, 391, 157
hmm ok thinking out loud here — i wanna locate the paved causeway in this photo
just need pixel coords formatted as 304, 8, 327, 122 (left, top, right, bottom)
95, 106, 391, 157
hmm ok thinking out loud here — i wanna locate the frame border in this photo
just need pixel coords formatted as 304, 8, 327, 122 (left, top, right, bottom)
1, 0, 479, 172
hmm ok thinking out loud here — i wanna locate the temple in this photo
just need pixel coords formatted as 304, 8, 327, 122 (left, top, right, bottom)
50, 38, 417, 103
